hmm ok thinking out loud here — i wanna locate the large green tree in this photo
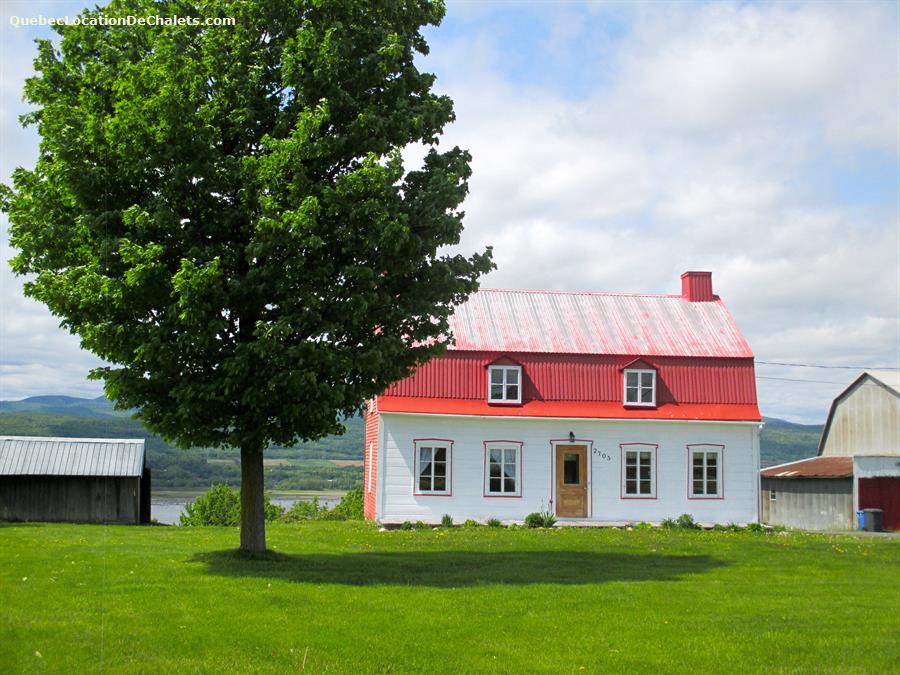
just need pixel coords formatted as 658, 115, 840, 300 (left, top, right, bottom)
2, 0, 492, 552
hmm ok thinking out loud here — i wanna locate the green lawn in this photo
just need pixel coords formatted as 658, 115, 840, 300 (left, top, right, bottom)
1, 523, 898, 673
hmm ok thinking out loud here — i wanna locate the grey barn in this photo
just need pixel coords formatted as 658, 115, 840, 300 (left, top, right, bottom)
0, 436, 150, 524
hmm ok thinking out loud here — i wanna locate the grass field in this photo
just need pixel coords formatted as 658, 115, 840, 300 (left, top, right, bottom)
1, 523, 898, 673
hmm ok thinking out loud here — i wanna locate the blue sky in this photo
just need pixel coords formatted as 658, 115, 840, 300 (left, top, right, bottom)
1, 0, 898, 423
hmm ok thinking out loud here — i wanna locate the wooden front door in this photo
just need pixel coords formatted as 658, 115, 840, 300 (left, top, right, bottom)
555, 445, 587, 518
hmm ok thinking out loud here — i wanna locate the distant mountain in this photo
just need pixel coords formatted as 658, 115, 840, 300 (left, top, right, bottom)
760, 417, 823, 467
0, 395, 122, 419
0, 395, 820, 477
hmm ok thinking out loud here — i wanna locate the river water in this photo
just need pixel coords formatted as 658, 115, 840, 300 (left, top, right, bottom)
151, 494, 340, 525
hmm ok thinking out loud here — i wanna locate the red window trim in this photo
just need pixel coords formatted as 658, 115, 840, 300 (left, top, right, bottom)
482, 440, 524, 498
412, 438, 454, 497
686, 444, 725, 500
620, 443, 659, 500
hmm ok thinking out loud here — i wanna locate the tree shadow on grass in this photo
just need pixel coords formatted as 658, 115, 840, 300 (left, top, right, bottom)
190, 549, 728, 587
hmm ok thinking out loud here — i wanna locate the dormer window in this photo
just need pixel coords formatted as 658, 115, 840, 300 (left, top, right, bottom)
623, 369, 656, 406
488, 365, 521, 403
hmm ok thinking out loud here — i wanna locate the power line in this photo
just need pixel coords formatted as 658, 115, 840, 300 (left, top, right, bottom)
756, 375, 847, 385
757, 360, 900, 370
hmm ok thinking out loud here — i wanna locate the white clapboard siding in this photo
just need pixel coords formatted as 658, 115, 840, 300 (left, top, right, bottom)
377, 414, 759, 524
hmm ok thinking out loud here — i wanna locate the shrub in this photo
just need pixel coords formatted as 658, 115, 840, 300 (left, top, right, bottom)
486, 518, 503, 528
540, 507, 557, 528
675, 513, 701, 530
660, 517, 677, 530
462, 519, 481, 528
413, 521, 431, 530
180, 484, 283, 526
400, 521, 413, 531
634, 521, 655, 530
524, 512, 544, 528
441, 514, 454, 528
282, 497, 326, 522
330, 487, 364, 520
745, 522, 766, 533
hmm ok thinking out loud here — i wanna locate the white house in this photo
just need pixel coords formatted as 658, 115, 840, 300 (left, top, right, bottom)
364, 272, 762, 525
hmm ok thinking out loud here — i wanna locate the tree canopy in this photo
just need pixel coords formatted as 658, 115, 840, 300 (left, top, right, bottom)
2, 0, 492, 550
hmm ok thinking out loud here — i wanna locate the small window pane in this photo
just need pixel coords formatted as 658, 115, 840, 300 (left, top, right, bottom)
640, 387, 653, 403
506, 384, 519, 400
419, 460, 432, 478
693, 480, 704, 494
626, 452, 637, 467
434, 447, 446, 462
504, 448, 516, 464
626, 387, 639, 403
490, 449, 501, 463
504, 463, 516, 479
490, 369, 504, 384
640, 464, 650, 480
433, 477, 446, 491
707, 464, 717, 480
639, 480, 651, 495
419, 447, 432, 463
490, 384, 504, 400
507, 369, 519, 385
490, 477, 502, 492
564, 453, 580, 484
693, 452, 703, 467
693, 466, 704, 480
504, 478, 516, 492
626, 479, 637, 494
626, 465, 636, 480
490, 463, 501, 478
707, 479, 717, 494
626, 372, 639, 387
640, 451, 651, 463
419, 475, 431, 491
641, 372, 654, 388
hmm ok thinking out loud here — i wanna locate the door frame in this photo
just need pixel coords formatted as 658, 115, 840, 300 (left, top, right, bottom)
550, 439, 593, 519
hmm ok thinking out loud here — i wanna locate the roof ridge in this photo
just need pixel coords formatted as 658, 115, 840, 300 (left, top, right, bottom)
476, 287, 699, 299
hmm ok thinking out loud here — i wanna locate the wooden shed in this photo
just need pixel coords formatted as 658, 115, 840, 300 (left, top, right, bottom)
0, 436, 150, 524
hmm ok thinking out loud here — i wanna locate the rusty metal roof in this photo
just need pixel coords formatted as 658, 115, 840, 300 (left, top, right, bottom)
760, 456, 853, 479
447, 289, 753, 358
0, 436, 145, 477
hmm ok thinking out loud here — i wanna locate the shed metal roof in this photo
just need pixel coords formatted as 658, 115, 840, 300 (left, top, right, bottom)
0, 436, 145, 477
447, 289, 753, 358
760, 456, 853, 479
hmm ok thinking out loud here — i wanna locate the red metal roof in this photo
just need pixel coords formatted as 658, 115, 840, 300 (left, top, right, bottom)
760, 456, 853, 479
379, 396, 761, 421
447, 289, 753, 358
384, 352, 758, 405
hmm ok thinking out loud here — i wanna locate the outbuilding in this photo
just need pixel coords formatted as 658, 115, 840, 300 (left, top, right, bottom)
0, 436, 150, 524
760, 371, 900, 531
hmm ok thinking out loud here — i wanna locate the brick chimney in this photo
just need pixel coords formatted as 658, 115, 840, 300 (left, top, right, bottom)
681, 271, 715, 302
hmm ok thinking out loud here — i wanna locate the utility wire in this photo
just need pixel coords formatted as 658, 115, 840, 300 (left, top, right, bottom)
756, 375, 847, 385
757, 360, 900, 370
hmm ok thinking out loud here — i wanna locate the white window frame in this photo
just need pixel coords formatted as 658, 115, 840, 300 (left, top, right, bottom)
413, 440, 452, 496
689, 445, 723, 499
483, 441, 523, 497
621, 444, 657, 498
623, 368, 656, 406
487, 365, 522, 404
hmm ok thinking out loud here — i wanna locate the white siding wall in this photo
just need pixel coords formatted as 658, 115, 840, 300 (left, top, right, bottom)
377, 413, 760, 525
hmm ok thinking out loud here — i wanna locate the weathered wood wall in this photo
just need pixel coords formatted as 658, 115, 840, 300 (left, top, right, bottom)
761, 477, 853, 530
0, 476, 141, 524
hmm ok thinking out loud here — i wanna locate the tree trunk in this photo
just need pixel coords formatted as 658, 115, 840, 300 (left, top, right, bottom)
240, 446, 267, 554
